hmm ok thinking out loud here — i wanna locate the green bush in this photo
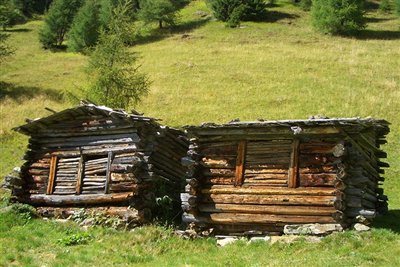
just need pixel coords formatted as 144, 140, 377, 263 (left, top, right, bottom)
379, 0, 393, 13
395, 0, 400, 15
68, 0, 101, 53
138, 0, 181, 28
311, 0, 366, 35
299, 0, 312, 11
0, 32, 14, 62
208, 0, 267, 27
0, 0, 26, 30
57, 230, 93, 246
39, 0, 83, 48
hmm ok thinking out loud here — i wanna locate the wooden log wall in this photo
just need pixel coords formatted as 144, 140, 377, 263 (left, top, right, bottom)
15, 105, 188, 224
182, 121, 389, 234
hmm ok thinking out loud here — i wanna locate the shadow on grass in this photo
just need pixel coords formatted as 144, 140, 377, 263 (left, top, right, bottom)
365, 1, 380, 10
4, 28, 31, 33
373, 210, 400, 233
365, 17, 394, 23
354, 29, 400, 40
0, 82, 63, 103
134, 17, 211, 45
262, 10, 299, 23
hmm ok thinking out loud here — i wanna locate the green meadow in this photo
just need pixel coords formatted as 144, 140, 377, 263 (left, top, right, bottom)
1, 1, 399, 266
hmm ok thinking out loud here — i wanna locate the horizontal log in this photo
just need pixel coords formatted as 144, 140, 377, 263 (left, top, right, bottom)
33, 133, 140, 146
299, 166, 335, 173
111, 173, 137, 182
245, 173, 288, 179
299, 173, 337, 187
201, 186, 336, 196
202, 193, 336, 206
183, 212, 336, 224
198, 204, 336, 216
25, 192, 135, 205
344, 208, 376, 219
191, 126, 341, 136
201, 159, 235, 169
245, 168, 288, 174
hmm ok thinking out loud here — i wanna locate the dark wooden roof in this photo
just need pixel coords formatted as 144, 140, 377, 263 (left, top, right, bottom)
185, 118, 390, 136
14, 102, 160, 136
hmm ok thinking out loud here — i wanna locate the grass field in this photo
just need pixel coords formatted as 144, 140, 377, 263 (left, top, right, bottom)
1, 1, 400, 266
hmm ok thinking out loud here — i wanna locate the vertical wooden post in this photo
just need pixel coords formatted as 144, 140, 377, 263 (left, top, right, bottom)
46, 155, 57, 194
104, 152, 113, 194
288, 139, 300, 188
75, 155, 84, 195
234, 141, 247, 187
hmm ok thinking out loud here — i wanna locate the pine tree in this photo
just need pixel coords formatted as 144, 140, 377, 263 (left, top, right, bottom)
68, 0, 101, 53
208, 0, 267, 27
311, 0, 366, 35
379, 0, 392, 13
0, 31, 14, 63
39, 0, 83, 48
0, 0, 25, 30
137, 0, 180, 28
86, 0, 149, 109
396, 0, 400, 16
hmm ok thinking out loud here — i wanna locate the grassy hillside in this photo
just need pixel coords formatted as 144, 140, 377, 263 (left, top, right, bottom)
1, 1, 400, 266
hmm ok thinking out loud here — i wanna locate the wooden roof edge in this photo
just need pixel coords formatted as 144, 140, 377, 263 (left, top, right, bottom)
13, 102, 160, 136
184, 117, 390, 131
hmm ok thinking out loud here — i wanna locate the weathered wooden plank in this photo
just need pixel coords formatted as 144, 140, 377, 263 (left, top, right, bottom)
105, 152, 113, 194
46, 156, 57, 194
234, 141, 246, 186
299, 173, 337, 187
201, 186, 336, 196
27, 192, 134, 205
111, 173, 136, 182
184, 212, 336, 224
202, 193, 336, 206
288, 139, 300, 188
198, 204, 336, 215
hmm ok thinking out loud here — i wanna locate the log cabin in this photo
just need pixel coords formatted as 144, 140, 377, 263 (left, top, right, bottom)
10, 102, 188, 224
181, 118, 390, 234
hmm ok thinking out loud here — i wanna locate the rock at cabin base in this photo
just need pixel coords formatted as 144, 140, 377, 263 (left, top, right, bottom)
283, 223, 343, 235
217, 237, 239, 247
270, 235, 322, 244
352, 223, 370, 232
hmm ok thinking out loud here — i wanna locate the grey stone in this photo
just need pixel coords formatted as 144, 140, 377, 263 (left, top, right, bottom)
283, 223, 343, 236
217, 237, 239, 247
353, 223, 370, 232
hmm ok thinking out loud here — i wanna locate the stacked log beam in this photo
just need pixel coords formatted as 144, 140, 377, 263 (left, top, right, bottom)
181, 118, 390, 234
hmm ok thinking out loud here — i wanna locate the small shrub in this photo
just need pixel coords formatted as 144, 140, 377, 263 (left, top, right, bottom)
10, 203, 38, 223
299, 0, 312, 11
0, 31, 14, 63
395, 0, 400, 15
379, 0, 393, 13
0, 0, 25, 30
311, 0, 366, 35
57, 230, 93, 246
208, 0, 267, 27
138, 0, 181, 29
226, 4, 246, 27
